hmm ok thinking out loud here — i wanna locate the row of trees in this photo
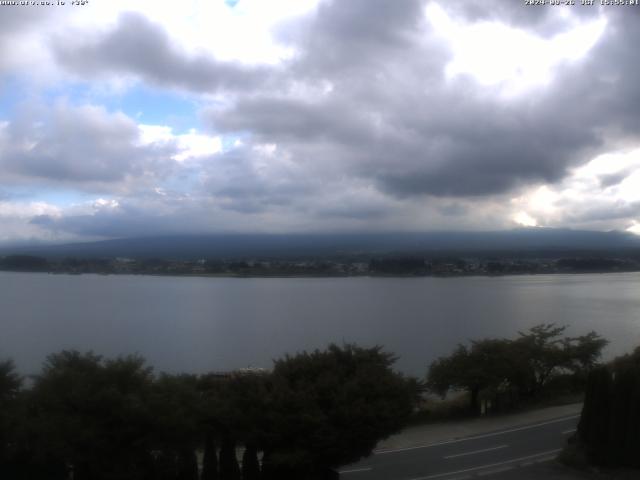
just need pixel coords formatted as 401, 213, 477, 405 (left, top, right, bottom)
0, 325, 614, 479
0, 345, 420, 480
426, 324, 608, 414
576, 346, 640, 467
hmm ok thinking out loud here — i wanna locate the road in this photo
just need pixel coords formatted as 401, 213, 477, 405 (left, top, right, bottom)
339, 414, 579, 480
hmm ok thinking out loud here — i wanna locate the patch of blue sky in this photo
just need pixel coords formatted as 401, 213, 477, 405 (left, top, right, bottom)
2, 186, 93, 207
225, 0, 240, 7
85, 85, 202, 134
33, 189, 94, 207
5, 80, 202, 134
0, 75, 29, 118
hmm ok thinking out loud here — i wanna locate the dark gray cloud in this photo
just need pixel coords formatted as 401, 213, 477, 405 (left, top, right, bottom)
0, 8, 62, 73
30, 205, 184, 239
54, 12, 271, 93
199, 145, 318, 214
280, 0, 434, 76
559, 200, 640, 225
208, 68, 601, 199
437, 0, 601, 35
205, 0, 640, 200
598, 170, 634, 189
0, 103, 176, 188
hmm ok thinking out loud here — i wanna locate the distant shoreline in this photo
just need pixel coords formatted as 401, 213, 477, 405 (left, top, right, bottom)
2, 268, 639, 279
3, 252, 640, 278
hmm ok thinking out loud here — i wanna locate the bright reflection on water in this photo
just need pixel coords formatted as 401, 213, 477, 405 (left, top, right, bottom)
1, 272, 639, 376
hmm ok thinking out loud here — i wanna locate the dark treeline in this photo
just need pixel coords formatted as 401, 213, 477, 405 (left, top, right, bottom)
0, 344, 420, 480
426, 324, 609, 415
576, 346, 640, 468
3, 253, 640, 277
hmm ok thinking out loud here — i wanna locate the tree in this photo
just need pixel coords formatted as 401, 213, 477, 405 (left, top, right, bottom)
0, 359, 22, 477
577, 346, 640, 468
218, 437, 241, 480
577, 366, 612, 465
427, 325, 609, 414
260, 344, 419, 478
149, 373, 203, 476
199, 372, 270, 479
0, 359, 21, 400
427, 339, 520, 414
514, 324, 570, 396
201, 432, 219, 480
28, 351, 155, 480
241, 444, 261, 480
515, 324, 608, 396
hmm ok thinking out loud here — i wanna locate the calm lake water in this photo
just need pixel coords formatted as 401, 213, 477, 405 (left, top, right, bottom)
1, 271, 640, 376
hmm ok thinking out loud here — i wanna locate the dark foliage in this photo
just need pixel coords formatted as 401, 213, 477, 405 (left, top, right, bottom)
262, 344, 419, 474
241, 444, 260, 480
1, 344, 417, 480
0, 255, 48, 271
427, 324, 608, 413
369, 257, 427, 275
577, 348, 640, 468
201, 434, 219, 480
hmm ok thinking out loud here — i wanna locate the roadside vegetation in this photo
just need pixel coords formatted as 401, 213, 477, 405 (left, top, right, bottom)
0, 345, 419, 480
424, 324, 608, 418
0, 325, 621, 479
561, 346, 640, 470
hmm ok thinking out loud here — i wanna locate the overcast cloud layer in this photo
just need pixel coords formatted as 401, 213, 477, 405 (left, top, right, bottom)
1, 0, 640, 244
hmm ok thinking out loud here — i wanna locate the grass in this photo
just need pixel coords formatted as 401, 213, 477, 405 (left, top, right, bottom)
409, 389, 584, 426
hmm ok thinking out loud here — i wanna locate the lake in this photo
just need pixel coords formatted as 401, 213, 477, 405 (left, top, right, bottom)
1, 271, 639, 377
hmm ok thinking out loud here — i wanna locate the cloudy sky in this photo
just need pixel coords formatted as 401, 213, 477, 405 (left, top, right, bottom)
0, 0, 639, 244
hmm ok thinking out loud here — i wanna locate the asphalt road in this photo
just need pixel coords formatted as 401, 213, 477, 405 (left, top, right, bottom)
339, 414, 579, 480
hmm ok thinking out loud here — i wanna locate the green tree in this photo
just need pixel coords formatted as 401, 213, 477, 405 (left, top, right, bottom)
427, 339, 521, 414
199, 372, 271, 479
0, 359, 23, 477
29, 351, 155, 480
218, 437, 241, 480
427, 325, 608, 413
241, 444, 261, 480
577, 366, 612, 465
148, 373, 202, 479
514, 324, 570, 396
515, 324, 608, 396
261, 344, 419, 478
574, 344, 640, 468
201, 433, 219, 480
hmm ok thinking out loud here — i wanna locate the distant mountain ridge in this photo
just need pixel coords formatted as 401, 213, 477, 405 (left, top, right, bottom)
3, 229, 640, 260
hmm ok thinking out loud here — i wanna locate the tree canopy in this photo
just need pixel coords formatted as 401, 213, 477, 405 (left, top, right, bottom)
577, 345, 640, 468
261, 344, 419, 477
426, 324, 608, 413
1, 344, 419, 480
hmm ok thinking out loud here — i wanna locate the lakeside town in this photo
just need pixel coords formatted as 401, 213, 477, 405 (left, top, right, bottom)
2, 254, 640, 277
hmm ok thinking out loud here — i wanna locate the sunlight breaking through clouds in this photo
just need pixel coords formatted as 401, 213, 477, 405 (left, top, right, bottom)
138, 125, 223, 162
425, 2, 607, 95
512, 148, 640, 231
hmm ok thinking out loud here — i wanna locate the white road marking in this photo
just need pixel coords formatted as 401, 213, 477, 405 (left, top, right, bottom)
444, 445, 508, 459
339, 467, 373, 474
562, 428, 576, 435
375, 415, 579, 455
406, 448, 562, 480
477, 465, 513, 476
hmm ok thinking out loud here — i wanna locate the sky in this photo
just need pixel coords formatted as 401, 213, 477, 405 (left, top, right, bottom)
0, 0, 639, 245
